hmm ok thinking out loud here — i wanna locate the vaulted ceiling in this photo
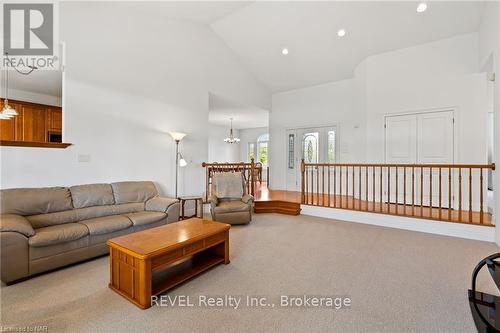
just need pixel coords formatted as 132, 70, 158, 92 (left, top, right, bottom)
209, 93, 269, 129
211, 1, 485, 92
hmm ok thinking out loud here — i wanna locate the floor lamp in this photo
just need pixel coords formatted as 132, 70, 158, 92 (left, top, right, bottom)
170, 132, 187, 198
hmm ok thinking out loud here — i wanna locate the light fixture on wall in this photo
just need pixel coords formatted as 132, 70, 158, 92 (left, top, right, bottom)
170, 132, 187, 198
1, 53, 19, 119
224, 118, 240, 144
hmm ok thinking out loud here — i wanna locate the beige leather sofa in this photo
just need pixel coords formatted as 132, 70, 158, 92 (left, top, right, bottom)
0, 181, 179, 284
209, 172, 254, 225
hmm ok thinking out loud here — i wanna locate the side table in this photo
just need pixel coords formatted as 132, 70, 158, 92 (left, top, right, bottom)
178, 196, 204, 220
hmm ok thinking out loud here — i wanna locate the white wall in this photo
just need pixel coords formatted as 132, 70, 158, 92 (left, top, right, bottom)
271, 78, 364, 190
0, 3, 270, 198
364, 33, 485, 164
208, 124, 240, 163
238, 127, 269, 162
478, 1, 500, 245
7, 88, 62, 107
270, 33, 488, 191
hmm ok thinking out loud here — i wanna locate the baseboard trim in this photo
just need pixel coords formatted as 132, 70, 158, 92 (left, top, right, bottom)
301, 205, 495, 242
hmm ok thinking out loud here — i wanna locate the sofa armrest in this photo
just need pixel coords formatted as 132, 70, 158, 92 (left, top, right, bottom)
145, 196, 179, 213
0, 214, 35, 237
241, 194, 254, 204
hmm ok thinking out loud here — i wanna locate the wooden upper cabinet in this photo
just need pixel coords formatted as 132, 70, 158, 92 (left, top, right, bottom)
47, 107, 62, 132
22, 104, 47, 142
0, 99, 62, 144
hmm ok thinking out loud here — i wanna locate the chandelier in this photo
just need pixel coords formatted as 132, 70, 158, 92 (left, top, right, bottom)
224, 118, 240, 144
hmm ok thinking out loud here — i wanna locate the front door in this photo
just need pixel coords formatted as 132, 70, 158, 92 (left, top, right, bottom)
286, 126, 337, 191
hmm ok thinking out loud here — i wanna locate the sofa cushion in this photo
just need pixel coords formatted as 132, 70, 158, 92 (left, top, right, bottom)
27, 203, 144, 229
70, 184, 114, 209
1, 187, 73, 216
78, 215, 132, 235
125, 211, 167, 227
214, 200, 250, 214
213, 173, 244, 199
111, 181, 158, 204
29, 223, 89, 247
30, 236, 89, 260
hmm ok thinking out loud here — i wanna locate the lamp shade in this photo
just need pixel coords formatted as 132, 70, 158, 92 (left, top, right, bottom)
2, 104, 18, 117
170, 132, 187, 142
179, 158, 187, 167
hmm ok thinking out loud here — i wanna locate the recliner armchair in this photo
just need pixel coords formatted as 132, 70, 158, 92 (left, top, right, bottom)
209, 172, 254, 225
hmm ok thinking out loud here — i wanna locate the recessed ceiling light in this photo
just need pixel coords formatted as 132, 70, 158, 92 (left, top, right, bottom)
337, 29, 346, 37
281, 48, 289, 55
416, 2, 427, 13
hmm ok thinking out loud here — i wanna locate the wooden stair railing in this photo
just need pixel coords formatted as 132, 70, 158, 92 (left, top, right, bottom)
300, 160, 495, 225
202, 159, 258, 202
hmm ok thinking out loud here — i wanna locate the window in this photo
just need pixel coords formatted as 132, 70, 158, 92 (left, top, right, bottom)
248, 143, 256, 162
288, 134, 295, 169
258, 142, 268, 165
302, 132, 318, 163
257, 133, 269, 166
328, 130, 336, 162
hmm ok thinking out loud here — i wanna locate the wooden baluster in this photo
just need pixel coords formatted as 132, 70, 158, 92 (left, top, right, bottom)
347, 166, 350, 209
334, 166, 337, 208
469, 168, 473, 223
321, 165, 325, 206
395, 167, 398, 215
380, 166, 383, 212
412, 167, 415, 216
372, 166, 375, 212
352, 166, 355, 209
300, 160, 305, 204
365, 166, 368, 211
438, 168, 442, 220
458, 168, 462, 222
387, 166, 390, 213
358, 166, 361, 210
317, 165, 320, 206
429, 167, 432, 218
448, 167, 452, 220
403, 167, 406, 215
480, 168, 484, 224
327, 166, 331, 207
340, 166, 343, 208
420, 166, 424, 217
311, 166, 315, 205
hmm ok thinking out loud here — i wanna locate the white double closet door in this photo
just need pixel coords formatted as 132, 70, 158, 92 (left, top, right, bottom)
385, 110, 454, 207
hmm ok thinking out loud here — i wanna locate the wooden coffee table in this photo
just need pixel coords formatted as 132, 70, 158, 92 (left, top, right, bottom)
107, 218, 230, 309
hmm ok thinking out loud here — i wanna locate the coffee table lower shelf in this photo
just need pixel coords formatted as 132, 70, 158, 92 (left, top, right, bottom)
152, 252, 225, 295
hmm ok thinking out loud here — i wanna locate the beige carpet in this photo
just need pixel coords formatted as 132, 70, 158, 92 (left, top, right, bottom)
1, 213, 498, 333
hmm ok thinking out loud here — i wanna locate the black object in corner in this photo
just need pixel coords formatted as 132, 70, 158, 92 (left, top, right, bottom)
469, 253, 500, 333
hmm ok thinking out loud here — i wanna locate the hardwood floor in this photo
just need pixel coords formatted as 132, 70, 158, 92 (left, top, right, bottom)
253, 183, 301, 215
253, 183, 493, 226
